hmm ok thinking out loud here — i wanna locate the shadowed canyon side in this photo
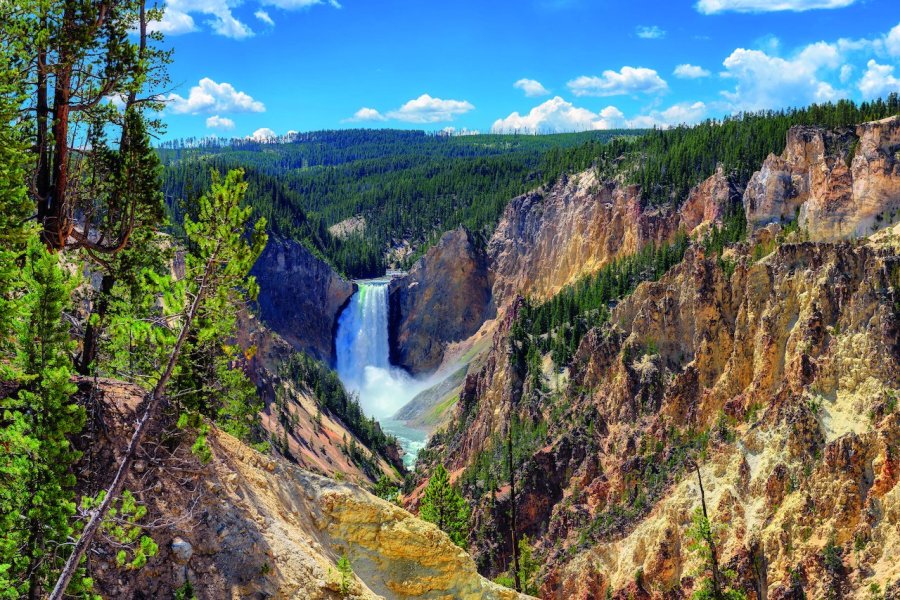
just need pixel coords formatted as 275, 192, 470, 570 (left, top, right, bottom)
408, 117, 900, 598
388, 227, 495, 376
251, 235, 355, 362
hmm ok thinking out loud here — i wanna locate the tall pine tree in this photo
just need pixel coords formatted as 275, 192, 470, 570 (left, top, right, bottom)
420, 464, 470, 549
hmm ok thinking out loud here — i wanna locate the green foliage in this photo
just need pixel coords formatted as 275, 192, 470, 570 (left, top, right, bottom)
160, 130, 630, 278
420, 464, 471, 548
0, 48, 31, 368
373, 475, 401, 504
0, 239, 89, 598
168, 169, 268, 446
336, 554, 353, 597
80, 490, 158, 570
687, 508, 747, 600
174, 580, 197, 600
279, 352, 402, 472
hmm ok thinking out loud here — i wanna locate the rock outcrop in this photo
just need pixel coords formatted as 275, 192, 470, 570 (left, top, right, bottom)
251, 235, 354, 362
389, 227, 494, 375
81, 379, 530, 600
745, 116, 900, 241
488, 172, 680, 311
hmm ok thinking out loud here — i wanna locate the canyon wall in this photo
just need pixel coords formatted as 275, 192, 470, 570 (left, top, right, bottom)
389, 227, 494, 375
745, 116, 900, 241
251, 235, 354, 362
413, 118, 900, 597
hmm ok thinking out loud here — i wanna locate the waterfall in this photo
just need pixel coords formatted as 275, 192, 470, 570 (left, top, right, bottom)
335, 279, 431, 466
335, 279, 433, 420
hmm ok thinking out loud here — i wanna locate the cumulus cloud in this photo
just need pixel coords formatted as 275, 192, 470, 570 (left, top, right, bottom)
262, 0, 341, 8
674, 64, 711, 79
514, 78, 551, 97
719, 42, 843, 111
886, 22, 900, 57
345, 107, 386, 122
491, 97, 708, 133
250, 127, 277, 141
491, 97, 614, 133
858, 60, 900, 99
205, 115, 235, 129
636, 25, 666, 39
568, 66, 668, 97
385, 94, 474, 123
151, 0, 254, 39
167, 78, 265, 115
255, 10, 274, 25
151, 0, 339, 39
696, 0, 856, 14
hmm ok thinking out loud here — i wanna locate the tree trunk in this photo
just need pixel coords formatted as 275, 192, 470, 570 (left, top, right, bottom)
78, 273, 115, 375
695, 463, 723, 597
45, 60, 72, 250
508, 429, 520, 592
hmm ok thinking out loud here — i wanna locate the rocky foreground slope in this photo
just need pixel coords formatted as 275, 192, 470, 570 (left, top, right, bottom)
410, 117, 900, 598
80, 379, 529, 600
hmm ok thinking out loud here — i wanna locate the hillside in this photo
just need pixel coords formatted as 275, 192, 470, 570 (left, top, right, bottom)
159, 129, 633, 277
401, 113, 900, 598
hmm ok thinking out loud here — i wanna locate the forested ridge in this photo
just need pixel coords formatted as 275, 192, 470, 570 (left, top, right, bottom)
160, 95, 899, 279
160, 130, 635, 277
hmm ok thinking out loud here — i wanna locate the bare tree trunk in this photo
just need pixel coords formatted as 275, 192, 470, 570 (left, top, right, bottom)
77, 273, 114, 375
45, 57, 72, 250
508, 428, 520, 592
694, 463, 723, 598
48, 240, 220, 600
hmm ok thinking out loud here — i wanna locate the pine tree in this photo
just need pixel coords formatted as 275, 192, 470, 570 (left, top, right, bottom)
0, 239, 87, 599
419, 464, 470, 548
48, 169, 267, 598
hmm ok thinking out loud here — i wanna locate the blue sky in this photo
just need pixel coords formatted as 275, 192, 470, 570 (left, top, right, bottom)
154, 0, 900, 141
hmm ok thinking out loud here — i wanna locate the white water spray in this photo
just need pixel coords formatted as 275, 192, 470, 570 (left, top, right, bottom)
335, 279, 436, 420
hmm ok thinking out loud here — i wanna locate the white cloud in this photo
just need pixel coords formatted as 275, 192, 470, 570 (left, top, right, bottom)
151, 0, 339, 39
152, 0, 254, 39
491, 97, 708, 133
385, 94, 474, 123
658, 101, 708, 124
636, 25, 666, 39
514, 78, 550, 97
568, 66, 668, 97
696, 0, 856, 14
719, 43, 842, 111
255, 9, 274, 25
250, 127, 277, 141
886, 22, 900, 57
345, 107, 386, 122
491, 97, 614, 133
205, 115, 235, 129
261, 0, 341, 8
858, 60, 900, 99
167, 78, 266, 115
674, 64, 711, 79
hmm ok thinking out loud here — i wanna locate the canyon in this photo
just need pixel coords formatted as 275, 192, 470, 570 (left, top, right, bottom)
84, 115, 899, 599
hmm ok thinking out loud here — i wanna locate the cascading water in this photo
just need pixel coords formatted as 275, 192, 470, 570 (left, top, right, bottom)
335, 279, 430, 466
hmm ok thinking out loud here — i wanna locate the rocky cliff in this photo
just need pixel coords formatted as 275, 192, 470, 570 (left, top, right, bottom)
80, 378, 531, 600
411, 119, 900, 598
388, 227, 494, 375
251, 236, 354, 362
745, 116, 900, 241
